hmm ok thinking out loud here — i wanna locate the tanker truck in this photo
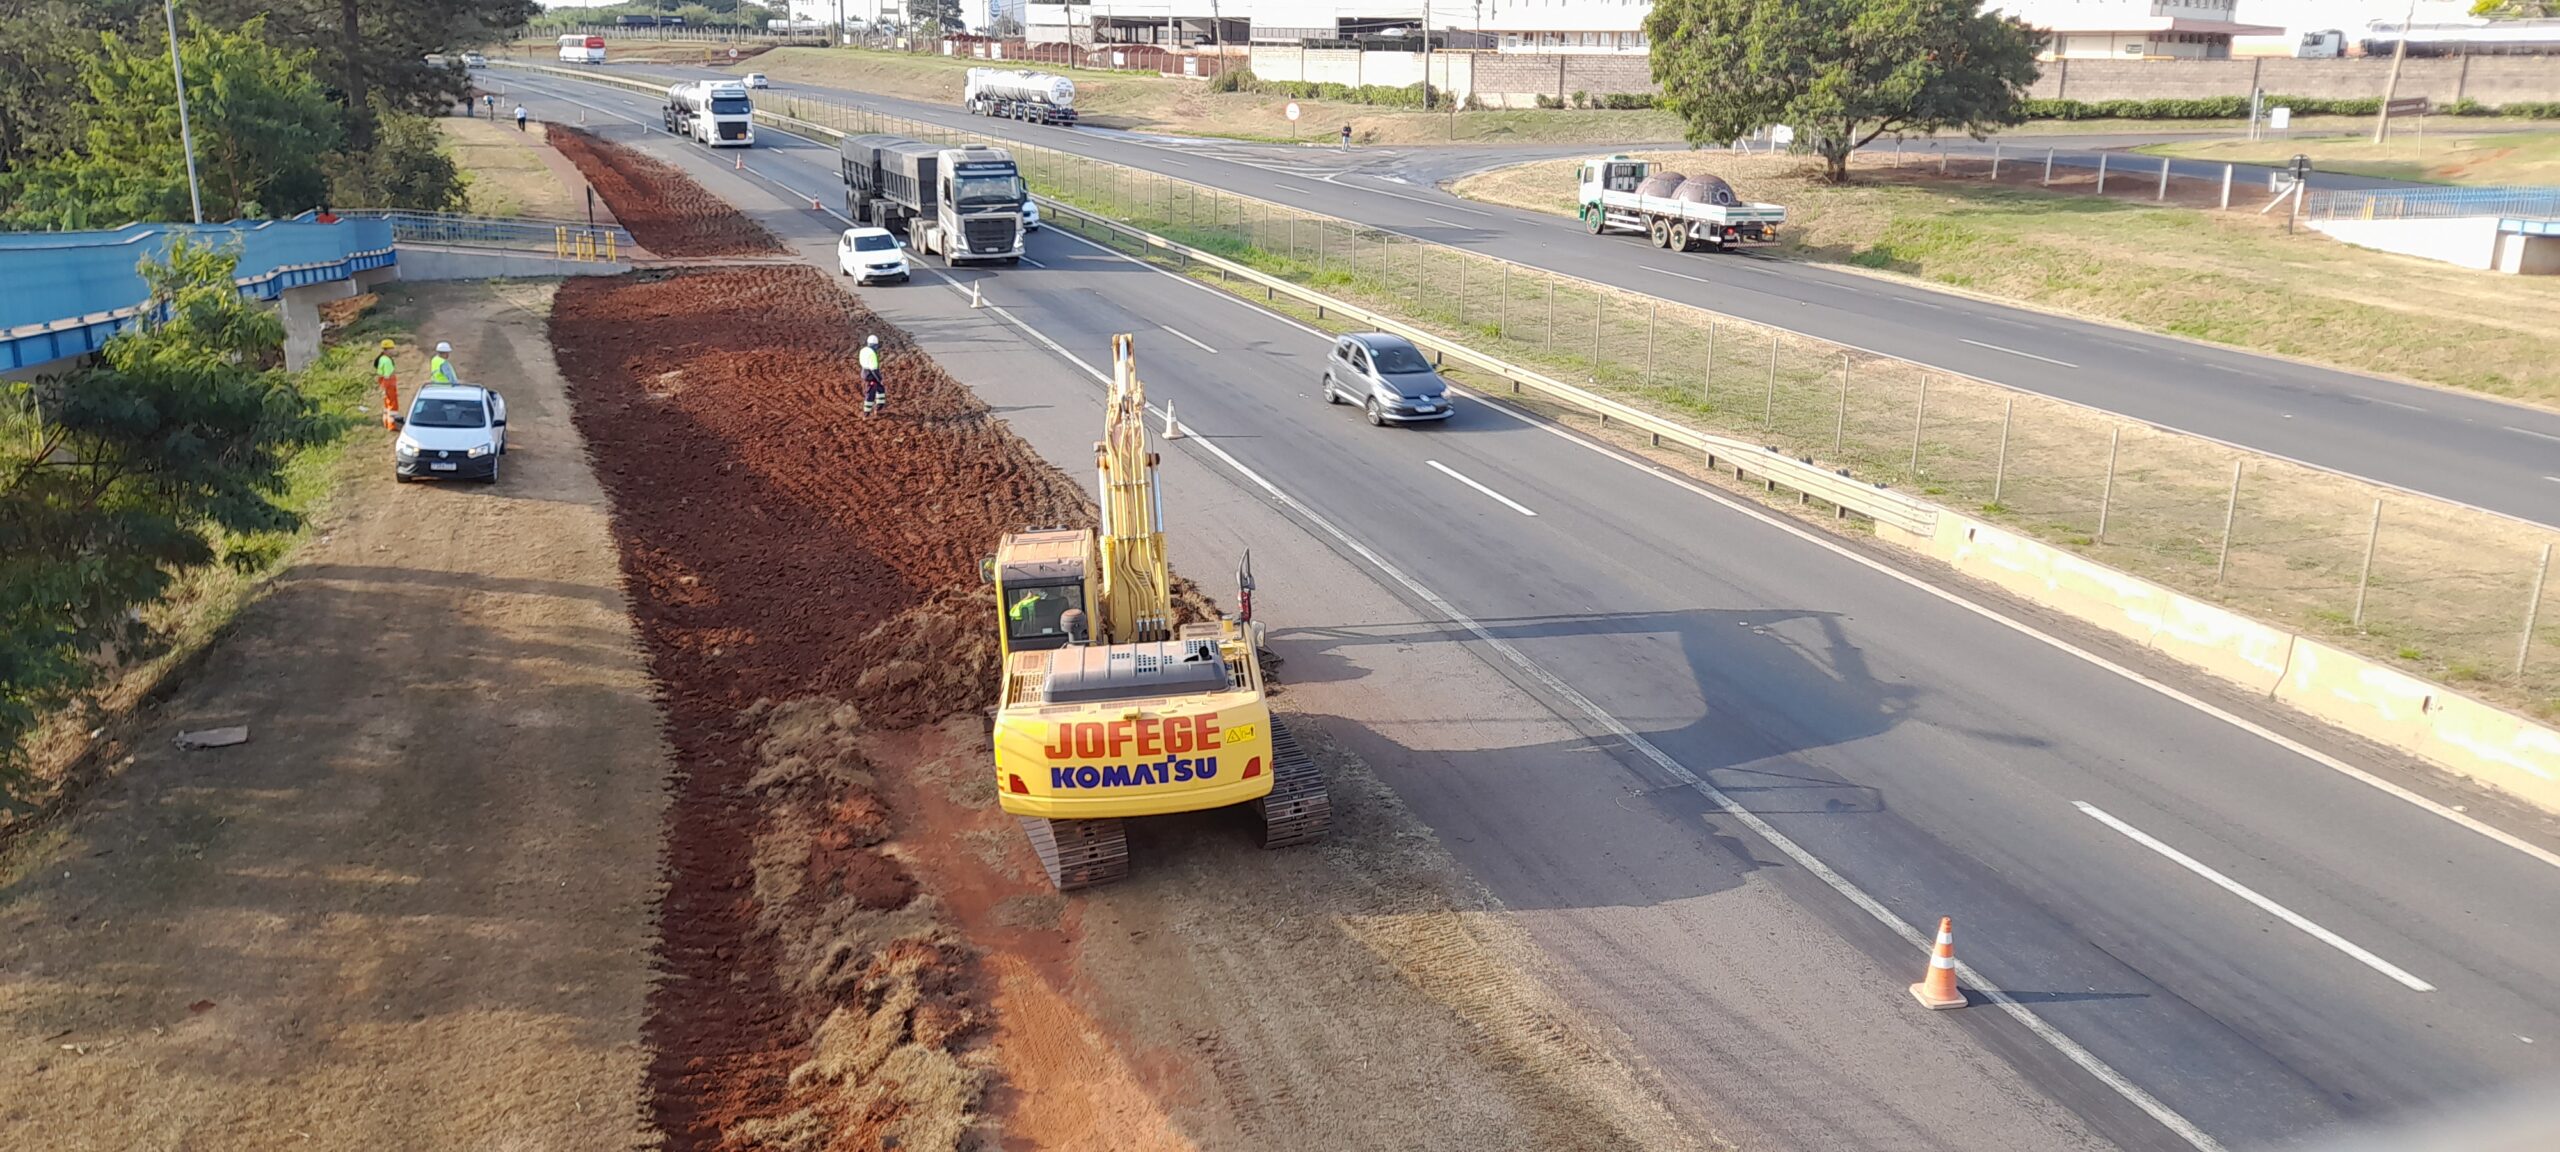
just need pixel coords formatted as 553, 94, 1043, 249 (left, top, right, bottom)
663, 81, 754, 148
964, 68, 1078, 126
1575, 154, 1785, 253
841, 135, 1026, 265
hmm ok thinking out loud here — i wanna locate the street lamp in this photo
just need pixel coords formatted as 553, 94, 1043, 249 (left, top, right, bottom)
162, 0, 204, 223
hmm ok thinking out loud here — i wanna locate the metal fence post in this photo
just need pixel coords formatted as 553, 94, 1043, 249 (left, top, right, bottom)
1763, 331, 1779, 427
1288, 215, 1297, 262
2220, 163, 2234, 210
2096, 429, 2121, 540
1498, 263, 1509, 340
1591, 295, 1604, 379
1703, 322, 1716, 402
1834, 354, 1849, 455
1459, 258, 1469, 325
1645, 303, 1657, 388
2519, 543, 2557, 675
1910, 377, 1929, 473
2353, 499, 2382, 628
1993, 399, 2014, 505
2043, 147, 2055, 186
2215, 461, 2243, 588
2097, 152, 2110, 195
1938, 145, 1947, 175
1545, 279, 1556, 347
2157, 156, 2171, 201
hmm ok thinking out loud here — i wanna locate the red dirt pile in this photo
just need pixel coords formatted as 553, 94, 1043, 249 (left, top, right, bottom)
547, 125, 786, 257
551, 263, 1098, 1150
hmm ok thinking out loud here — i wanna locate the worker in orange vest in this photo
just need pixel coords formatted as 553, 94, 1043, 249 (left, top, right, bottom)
373, 339, 400, 429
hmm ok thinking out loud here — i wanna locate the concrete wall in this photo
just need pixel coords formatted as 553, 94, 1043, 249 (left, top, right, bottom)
279, 280, 357, 372
2500, 231, 2560, 275
2033, 56, 2560, 105
1879, 512, 2560, 815
394, 246, 633, 281
2309, 215, 2505, 270
1471, 52, 1654, 107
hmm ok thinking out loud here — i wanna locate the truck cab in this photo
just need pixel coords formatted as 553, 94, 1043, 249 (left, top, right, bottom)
934, 146, 1026, 264
1579, 156, 1650, 198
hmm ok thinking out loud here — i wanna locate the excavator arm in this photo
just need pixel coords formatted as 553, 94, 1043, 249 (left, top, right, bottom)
1094, 334, 1175, 644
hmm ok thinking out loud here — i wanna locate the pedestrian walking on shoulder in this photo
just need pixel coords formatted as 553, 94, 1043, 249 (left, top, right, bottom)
514, 104, 528, 132
1340, 124, 1352, 152
374, 339, 401, 429
859, 335, 886, 416
429, 341, 460, 385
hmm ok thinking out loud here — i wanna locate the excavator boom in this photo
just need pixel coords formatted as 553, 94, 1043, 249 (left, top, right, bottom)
1095, 333, 1174, 643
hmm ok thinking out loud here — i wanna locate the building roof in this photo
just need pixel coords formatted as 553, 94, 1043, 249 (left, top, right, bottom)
2036, 17, 2286, 35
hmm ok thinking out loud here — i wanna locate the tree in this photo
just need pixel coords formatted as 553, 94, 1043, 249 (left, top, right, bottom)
0, 1, 98, 172
2472, 1, 2557, 17
1645, 0, 2042, 184
2, 16, 342, 229
0, 238, 339, 791
194, 0, 539, 145
917, 0, 964, 33
328, 103, 465, 212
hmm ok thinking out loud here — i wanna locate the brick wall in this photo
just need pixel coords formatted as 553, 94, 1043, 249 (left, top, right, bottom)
1472, 53, 1654, 106
2033, 57, 2560, 105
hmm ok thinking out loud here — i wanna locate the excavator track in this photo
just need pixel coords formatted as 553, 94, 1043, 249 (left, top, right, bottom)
1253, 718, 1332, 849
1019, 815, 1130, 891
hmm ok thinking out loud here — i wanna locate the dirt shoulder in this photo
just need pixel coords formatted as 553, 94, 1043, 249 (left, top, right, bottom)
550, 124, 784, 256
443, 115, 593, 220
0, 282, 668, 1151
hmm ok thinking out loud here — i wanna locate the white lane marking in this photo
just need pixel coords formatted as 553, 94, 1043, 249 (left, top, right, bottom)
937, 279, 2226, 1152
1649, 265, 1718, 285
2547, 476, 2560, 484
1324, 172, 1495, 215
1158, 158, 1190, 167
1021, 256, 1049, 268
1424, 216, 1477, 229
2357, 395, 2426, 413
2506, 425, 2560, 445
1160, 323, 1218, 354
1427, 460, 1538, 516
2074, 803, 2436, 993
1961, 338, 2080, 369
1445, 383, 2560, 874
579, 67, 2560, 883
1275, 180, 1322, 194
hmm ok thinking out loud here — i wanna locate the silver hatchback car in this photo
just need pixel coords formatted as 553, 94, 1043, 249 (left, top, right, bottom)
1322, 333, 1452, 426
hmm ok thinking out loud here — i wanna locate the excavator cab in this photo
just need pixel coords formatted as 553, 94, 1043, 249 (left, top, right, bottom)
990, 528, 1098, 660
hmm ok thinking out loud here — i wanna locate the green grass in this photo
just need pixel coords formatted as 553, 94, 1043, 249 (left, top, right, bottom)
2135, 128, 2560, 187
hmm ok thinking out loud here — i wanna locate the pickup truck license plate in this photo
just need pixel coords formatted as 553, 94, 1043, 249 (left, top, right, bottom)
430, 462, 458, 471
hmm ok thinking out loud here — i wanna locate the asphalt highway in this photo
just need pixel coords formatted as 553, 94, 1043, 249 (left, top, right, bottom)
503, 70, 2560, 1151
601, 63, 2560, 529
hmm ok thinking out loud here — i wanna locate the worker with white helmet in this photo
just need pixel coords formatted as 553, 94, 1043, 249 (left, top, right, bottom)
859, 334, 886, 417
428, 341, 459, 385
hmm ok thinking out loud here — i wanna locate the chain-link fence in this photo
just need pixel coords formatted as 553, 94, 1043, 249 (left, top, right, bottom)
749, 89, 2560, 716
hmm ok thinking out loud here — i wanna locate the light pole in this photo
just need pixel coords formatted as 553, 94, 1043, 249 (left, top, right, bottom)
2373, 0, 2416, 144
161, 0, 204, 224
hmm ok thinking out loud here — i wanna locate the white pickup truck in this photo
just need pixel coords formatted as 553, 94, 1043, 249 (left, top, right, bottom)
1575, 155, 1786, 253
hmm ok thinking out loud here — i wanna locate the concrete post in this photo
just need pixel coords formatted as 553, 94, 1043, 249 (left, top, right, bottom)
2216, 461, 2244, 588
2096, 152, 2109, 195
2158, 157, 2171, 201
2353, 499, 2382, 628
1993, 399, 2013, 505
2097, 427, 2120, 541
2220, 164, 2234, 210
2520, 543, 2552, 677
2043, 148, 2054, 186
1991, 142, 2002, 181
279, 280, 355, 372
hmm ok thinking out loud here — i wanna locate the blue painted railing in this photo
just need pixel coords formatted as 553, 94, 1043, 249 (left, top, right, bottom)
1, 217, 398, 372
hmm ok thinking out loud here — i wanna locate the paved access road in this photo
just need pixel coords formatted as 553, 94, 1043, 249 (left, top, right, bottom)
597, 62, 2560, 529
504, 70, 2560, 1152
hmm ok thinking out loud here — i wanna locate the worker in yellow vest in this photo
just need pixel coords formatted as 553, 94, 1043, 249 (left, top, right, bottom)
428, 341, 459, 385
859, 335, 885, 416
373, 339, 400, 429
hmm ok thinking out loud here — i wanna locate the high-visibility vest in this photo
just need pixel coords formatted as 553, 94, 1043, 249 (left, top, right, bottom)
374, 353, 396, 379
1009, 592, 1039, 620
859, 346, 880, 372
429, 355, 456, 383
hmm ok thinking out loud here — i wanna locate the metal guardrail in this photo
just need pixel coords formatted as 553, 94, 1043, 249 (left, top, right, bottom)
2305, 185, 2560, 222
507, 61, 1939, 535
345, 209, 630, 259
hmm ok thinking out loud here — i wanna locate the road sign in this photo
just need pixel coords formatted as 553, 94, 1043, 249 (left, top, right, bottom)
1284, 101, 1301, 122
728, 48, 740, 59
2385, 97, 2429, 116
1770, 124, 1795, 146
2268, 106, 2292, 131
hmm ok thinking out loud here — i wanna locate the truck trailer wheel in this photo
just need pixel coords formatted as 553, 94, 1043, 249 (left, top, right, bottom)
1666, 223, 1690, 252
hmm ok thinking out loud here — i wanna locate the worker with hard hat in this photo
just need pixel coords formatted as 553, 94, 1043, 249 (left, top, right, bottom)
428, 341, 459, 385
859, 334, 885, 417
373, 339, 401, 429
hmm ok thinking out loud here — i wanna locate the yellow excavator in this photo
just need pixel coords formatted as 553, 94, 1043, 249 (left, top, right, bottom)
983, 334, 1330, 889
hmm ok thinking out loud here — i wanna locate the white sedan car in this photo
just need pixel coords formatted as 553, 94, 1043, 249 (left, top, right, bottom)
836, 226, 909, 284
1021, 198, 1040, 232
745, 72, 770, 89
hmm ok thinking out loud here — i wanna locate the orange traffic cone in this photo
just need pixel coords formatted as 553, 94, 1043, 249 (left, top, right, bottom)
1910, 916, 1966, 1010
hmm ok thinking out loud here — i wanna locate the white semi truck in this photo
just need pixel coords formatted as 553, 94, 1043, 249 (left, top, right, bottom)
1576, 155, 1785, 253
663, 81, 755, 148
963, 68, 1078, 126
840, 135, 1026, 265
